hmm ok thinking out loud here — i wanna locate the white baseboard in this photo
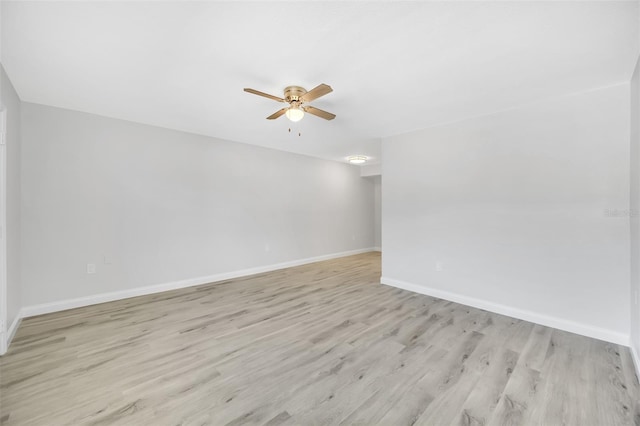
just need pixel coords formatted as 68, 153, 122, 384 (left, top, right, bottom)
380, 276, 629, 346
20, 248, 377, 319
1, 314, 22, 356
7, 314, 21, 346
373, 247, 382, 252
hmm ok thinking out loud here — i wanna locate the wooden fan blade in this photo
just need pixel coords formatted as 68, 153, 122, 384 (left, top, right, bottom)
244, 88, 285, 103
300, 84, 333, 103
267, 108, 288, 120
304, 106, 336, 121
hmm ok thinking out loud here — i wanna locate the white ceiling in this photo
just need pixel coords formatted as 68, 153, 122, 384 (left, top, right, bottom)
2, 1, 638, 164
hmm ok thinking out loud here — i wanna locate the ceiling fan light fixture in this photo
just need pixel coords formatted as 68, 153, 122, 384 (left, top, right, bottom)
348, 155, 368, 164
285, 106, 304, 122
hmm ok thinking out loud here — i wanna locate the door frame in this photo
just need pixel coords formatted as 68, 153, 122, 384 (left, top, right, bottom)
0, 107, 7, 355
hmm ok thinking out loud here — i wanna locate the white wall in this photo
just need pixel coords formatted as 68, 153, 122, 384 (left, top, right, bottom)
21, 103, 375, 307
629, 0, 639, 366
361, 163, 382, 177
362, 165, 382, 250
1, 64, 21, 342
374, 176, 381, 249
382, 84, 631, 344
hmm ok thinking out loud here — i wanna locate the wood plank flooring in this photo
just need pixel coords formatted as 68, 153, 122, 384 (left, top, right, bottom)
0, 252, 638, 425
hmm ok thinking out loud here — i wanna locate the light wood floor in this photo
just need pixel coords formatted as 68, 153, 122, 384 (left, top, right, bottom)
0, 252, 638, 425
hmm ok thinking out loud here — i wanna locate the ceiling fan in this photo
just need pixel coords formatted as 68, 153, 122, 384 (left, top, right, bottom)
244, 84, 336, 122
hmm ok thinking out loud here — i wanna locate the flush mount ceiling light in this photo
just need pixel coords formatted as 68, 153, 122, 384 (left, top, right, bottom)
348, 155, 368, 164
244, 84, 336, 122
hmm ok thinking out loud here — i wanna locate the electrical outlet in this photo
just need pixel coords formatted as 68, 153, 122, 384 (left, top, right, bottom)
87, 263, 96, 274
435, 261, 443, 272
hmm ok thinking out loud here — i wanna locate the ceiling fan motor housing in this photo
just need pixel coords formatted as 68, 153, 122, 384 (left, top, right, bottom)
284, 86, 307, 104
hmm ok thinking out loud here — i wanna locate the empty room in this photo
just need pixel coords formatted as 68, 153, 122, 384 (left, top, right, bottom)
0, 1, 639, 425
